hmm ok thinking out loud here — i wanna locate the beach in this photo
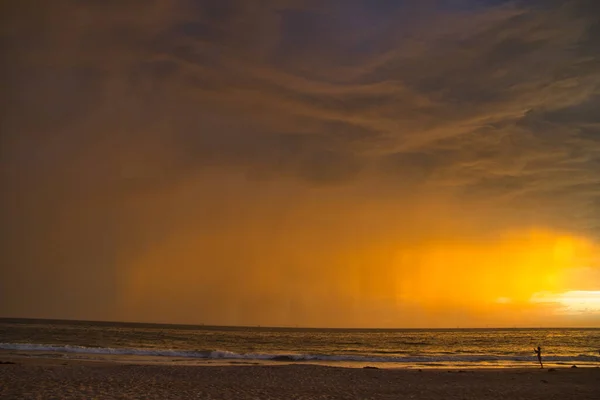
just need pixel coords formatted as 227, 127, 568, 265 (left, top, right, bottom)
1, 358, 598, 399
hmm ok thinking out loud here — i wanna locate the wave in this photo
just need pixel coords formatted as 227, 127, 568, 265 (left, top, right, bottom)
1, 343, 599, 364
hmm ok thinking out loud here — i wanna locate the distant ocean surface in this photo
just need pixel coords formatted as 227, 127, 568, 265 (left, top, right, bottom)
1, 319, 599, 369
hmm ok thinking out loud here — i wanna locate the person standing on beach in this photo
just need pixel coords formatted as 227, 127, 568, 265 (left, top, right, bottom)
534, 346, 543, 368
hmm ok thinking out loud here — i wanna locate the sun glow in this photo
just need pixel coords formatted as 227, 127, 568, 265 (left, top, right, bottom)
531, 291, 600, 315
121, 221, 598, 327
389, 230, 596, 310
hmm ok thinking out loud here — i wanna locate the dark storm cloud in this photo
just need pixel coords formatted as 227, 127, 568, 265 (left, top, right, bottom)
1, 0, 599, 323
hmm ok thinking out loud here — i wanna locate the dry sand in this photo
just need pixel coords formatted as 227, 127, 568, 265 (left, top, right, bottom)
1, 358, 599, 399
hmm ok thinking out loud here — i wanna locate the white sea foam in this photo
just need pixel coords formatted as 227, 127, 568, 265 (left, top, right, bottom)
1, 343, 599, 364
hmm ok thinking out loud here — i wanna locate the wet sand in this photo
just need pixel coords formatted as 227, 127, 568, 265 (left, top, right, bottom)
1, 358, 598, 399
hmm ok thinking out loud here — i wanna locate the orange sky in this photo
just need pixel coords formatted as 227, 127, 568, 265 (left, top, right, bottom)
115, 172, 599, 327
1, 0, 599, 327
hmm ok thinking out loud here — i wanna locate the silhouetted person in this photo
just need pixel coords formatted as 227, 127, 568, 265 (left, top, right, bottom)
534, 346, 543, 368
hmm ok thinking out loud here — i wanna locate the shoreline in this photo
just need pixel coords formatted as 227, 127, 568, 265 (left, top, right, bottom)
1, 358, 598, 400
2, 353, 599, 369
1, 351, 595, 370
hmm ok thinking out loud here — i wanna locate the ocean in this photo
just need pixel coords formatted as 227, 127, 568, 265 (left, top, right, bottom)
1, 319, 599, 369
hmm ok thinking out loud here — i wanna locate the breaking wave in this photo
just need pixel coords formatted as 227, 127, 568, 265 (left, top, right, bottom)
1, 343, 599, 364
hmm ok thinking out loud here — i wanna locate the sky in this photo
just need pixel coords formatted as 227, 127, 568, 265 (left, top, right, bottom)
1, 0, 599, 328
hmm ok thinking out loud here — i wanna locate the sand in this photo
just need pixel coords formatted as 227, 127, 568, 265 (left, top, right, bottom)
1, 358, 599, 399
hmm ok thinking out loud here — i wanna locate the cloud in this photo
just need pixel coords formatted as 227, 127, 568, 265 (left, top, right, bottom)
1, 0, 599, 326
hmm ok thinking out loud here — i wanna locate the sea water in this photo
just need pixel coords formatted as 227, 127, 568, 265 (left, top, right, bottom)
1, 319, 599, 368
